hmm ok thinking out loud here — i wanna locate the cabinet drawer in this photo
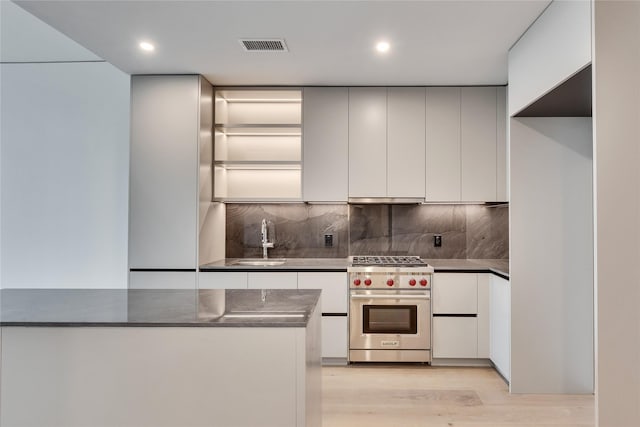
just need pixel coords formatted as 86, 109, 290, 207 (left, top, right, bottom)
433, 316, 478, 358
433, 273, 478, 314
297, 272, 348, 313
247, 272, 297, 289
198, 272, 248, 289
322, 316, 348, 359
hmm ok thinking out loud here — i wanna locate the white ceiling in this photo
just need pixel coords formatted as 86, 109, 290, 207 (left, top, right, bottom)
0, 0, 100, 62
10, 0, 551, 86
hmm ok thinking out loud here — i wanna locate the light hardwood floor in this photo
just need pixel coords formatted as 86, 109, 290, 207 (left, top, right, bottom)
322, 365, 594, 427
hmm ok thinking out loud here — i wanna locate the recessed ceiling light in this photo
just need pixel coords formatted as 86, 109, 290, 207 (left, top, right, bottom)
139, 41, 155, 52
376, 41, 390, 53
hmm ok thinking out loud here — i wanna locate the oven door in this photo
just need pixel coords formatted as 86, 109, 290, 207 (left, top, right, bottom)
349, 289, 431, 351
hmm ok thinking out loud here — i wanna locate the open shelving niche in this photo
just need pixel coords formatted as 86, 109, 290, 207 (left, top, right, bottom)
213, 89, 302, 202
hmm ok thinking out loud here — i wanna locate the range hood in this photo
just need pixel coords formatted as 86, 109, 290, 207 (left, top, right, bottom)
348, 197, 425, 204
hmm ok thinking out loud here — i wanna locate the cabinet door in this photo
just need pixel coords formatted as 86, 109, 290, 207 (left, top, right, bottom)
387, 87, 426, 198
461, 87, 497, 201
129, 271, 196, 289
432, 273, 478, 314
297, 272, 348, 313
129, 75, 199, 269
302, 88, 348, 202
198, 272, 248, 289
426, 87, 461, 201
433, 317, 478, 358
348, 88, 387, 198
496, 86, 508, 202
247, 272, 297, 289
477, 274, 491, 358
322, 316, 348, 359
490, 275, 511, 380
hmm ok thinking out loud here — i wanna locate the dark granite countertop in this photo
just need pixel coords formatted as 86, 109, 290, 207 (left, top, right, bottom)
426, 259, 509, 279
0, 289, 320, 327
200, 258, 349, 272
199, 257, 508, 278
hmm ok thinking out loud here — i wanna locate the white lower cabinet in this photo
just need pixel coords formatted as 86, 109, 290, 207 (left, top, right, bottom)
129, 271, 197, 289
490, 275, 510, 381
477, 274, 490, 358
247, 272, 297, 289
321, 316, 348, 359
433, 317, 478, 358
432, 272, 490, 360
297, 272, 348, 313
199, 272, 248, 289
297, 272, 349, 362
197, 270, 348, 361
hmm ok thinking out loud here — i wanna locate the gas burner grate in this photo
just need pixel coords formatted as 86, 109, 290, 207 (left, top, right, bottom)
351, 256, 426, 267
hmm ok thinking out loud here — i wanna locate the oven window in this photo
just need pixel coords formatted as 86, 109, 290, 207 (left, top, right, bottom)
362, 305, 417, 334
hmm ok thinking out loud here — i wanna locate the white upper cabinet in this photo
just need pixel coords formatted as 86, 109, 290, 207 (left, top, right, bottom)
461, 87, 498, 202
387, 87, 426, 198
508, 0, 591, 116
349, 87, 426, 199
348, 87, 387, 198
129, 75, 206, 269
426, 87, 461, 201
496, 86, 508, 201
302, 87, 349, 202
426, 86, 505, 202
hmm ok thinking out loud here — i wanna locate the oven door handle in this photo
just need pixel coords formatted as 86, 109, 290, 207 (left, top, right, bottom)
350, 294, 430, 300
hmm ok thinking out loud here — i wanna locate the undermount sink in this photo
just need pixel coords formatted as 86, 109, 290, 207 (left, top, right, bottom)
232, 258, 287, 266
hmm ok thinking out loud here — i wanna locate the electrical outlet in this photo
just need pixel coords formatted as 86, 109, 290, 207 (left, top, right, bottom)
434, 234, 442, 247
324, 234, 333, 248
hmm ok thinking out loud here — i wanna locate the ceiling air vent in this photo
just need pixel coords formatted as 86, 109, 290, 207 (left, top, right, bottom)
239, 38, 288, 52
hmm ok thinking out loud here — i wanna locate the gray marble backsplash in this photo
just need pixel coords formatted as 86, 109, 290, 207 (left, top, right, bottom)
225, 204, 508, 259
350, 204, 508, 259
226, 204, 349, 258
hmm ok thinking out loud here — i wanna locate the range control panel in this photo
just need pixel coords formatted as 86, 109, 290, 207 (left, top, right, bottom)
349, 270, 432, 289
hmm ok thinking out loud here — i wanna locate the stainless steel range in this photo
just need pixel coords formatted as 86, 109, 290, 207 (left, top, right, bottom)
348, 256, 434, 363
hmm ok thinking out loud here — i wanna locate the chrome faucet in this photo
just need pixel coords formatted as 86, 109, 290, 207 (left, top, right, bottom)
261, 219, 274, 259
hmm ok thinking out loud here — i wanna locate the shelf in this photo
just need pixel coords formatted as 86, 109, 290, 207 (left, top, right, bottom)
214, 161, 301, 170
215, 124, 301, 136
214, 88, 302, 201
216, 90, 301, 103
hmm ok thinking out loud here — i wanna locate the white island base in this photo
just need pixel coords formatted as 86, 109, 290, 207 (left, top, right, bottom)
0, 316, 320, 426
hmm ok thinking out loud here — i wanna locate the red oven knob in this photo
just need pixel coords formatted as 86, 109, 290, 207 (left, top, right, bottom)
364, 279, 372, 286
387, 279, 394, 287
409, 279, 416, 286
420, 278, 428, 287
354, 279, 361, 286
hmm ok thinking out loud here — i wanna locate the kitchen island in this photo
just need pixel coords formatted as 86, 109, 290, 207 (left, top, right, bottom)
0, 289, 321, 427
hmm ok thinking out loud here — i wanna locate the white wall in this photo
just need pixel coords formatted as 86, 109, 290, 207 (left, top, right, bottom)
508, 0, 591, 116
592, 1, 640, 425
510, 117, 593, 393
0, 2, 130, 288
0, 62, 130, 288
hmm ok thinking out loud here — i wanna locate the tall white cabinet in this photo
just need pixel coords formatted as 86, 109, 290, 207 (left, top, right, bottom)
348, 87, 426, 200
129, 75, 214, 288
